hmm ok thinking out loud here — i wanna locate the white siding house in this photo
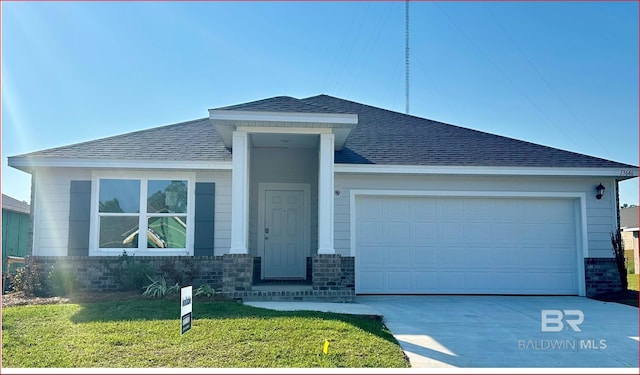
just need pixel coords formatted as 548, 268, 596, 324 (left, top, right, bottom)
9, 95, 637, 297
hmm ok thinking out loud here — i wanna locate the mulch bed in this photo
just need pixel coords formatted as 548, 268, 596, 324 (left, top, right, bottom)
1, 290, 233, 308
589, 289, 639, 307
1, 291, 142, 308
4, 290, 638, 308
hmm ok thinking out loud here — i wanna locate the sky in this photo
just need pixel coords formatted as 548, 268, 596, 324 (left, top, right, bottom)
2, 1, 638, 205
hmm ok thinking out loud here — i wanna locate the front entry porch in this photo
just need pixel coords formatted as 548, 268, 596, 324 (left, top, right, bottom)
208, 99, 359, 300
222, 254, 355, 302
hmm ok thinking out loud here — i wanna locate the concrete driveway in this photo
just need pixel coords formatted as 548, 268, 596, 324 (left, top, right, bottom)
358, 296, 639, 368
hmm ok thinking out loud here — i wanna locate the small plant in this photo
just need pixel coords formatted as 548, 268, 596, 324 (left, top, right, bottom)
159, 258, 199, 286
107, 251, 153, 291
48, 266, 79, 297
142, 275, 180, 299
195, 283, 215, 298
13, 257, 51, 297
611, 230, 628, 290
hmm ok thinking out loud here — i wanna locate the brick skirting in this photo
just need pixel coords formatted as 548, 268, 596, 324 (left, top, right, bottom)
584, 257, 623, 297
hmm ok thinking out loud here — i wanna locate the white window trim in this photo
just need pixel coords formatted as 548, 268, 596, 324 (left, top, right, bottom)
89, 171, 196, 256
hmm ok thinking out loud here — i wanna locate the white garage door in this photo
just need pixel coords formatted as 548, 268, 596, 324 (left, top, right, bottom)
356, 196, 580, 295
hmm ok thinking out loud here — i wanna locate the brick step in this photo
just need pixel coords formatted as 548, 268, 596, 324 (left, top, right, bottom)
223, 289, 355, 303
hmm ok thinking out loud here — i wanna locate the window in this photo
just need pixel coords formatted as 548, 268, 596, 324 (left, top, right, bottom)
92, 174, 194, 255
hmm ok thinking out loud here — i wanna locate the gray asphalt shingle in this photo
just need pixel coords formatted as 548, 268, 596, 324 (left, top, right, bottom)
10, 95, 636, 170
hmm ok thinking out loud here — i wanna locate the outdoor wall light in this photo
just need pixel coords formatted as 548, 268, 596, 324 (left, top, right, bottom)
595, 183, 606, 200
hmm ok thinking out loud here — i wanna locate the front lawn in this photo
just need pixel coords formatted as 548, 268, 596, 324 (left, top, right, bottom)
628, 273, 638, 291
2, 299, 409, 368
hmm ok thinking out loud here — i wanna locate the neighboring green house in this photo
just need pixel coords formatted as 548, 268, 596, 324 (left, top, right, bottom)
2, 194, 30, 275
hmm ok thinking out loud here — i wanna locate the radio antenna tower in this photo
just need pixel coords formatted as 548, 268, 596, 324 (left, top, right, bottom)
405, 0, 410, 114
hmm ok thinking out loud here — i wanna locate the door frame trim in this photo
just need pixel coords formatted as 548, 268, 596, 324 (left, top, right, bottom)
258, 183, 311, 279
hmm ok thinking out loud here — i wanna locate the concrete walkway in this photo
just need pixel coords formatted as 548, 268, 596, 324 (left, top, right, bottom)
243, 301, 380, 315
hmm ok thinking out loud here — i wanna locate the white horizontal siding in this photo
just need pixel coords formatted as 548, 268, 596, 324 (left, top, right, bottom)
334, 174, 619, 259
196, 170, 232, 255
33, 168, 91, 256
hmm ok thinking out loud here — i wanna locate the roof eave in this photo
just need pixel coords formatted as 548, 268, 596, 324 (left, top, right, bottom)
334, 164, 639, 178
7, 157, 233, 172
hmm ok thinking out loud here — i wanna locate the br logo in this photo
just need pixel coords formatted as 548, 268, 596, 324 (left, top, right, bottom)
541, 310, 584, 332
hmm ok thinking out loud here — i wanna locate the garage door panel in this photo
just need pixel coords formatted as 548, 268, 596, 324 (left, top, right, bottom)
356, 196, 580, 295
385, 222, 411, 242
413, 272, 438, 291
414, 222, 438, 241
439, 200, 465, 219
360, 271, 384, 291
437, 248, 466, 266
385, 271, 411, 291
359, 246, 384, 266
437, 271, 467, 291
412, 246, 437, 264
358, 198, 383, 218
438, 222, 460, 243
411, 199, 438, 218
358, 222, 384, 244
383, 198, 411, 218
385, 246, 411, 265
463, 222, 493, 242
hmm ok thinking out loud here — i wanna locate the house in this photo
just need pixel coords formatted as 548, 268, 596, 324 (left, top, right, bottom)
2, 194, 30, 263
620, 206, 639, 274
2, 194, 30, 278
7, 95, 638, 299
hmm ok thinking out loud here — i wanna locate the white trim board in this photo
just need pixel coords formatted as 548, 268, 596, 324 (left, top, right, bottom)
335, 164, 638, 178
349, 189, 588, 296
8, 158, 232, 171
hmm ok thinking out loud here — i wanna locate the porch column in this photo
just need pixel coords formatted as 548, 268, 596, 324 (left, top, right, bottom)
230, 130, 250, 254
318, 133, 335, 254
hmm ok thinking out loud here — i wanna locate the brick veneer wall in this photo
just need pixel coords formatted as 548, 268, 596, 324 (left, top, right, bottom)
31, 255, 224, 292
221, 254, 253, 293
584, 257, 623, 297
312, 254, 355, 291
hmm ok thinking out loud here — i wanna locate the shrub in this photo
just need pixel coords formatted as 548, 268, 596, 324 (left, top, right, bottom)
611, 230, 628, 290
107, 251, 153, 291
142, 275, 180, 299
13, 257, 51, 297
48, 267, 79, 296
158, 258, 199, 286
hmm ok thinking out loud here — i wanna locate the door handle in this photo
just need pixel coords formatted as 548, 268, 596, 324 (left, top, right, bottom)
264, 236, 269, 240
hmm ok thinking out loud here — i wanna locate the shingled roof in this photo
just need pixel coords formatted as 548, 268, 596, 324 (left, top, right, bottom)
2, 194, 30, 214
11, 118, 231, 162
9, 94, 636, 170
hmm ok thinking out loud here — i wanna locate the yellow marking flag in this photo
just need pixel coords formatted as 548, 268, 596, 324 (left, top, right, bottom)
323, 339, 330, 354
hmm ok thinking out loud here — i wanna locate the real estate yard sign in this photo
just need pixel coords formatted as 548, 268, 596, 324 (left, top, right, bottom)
181, 286, 192, 335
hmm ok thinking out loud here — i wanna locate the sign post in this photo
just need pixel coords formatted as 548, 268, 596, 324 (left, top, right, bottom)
181, 286, 192, 335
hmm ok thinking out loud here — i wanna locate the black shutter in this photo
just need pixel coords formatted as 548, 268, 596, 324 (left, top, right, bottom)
68, 181, 92, 256
194, 182, 215, 256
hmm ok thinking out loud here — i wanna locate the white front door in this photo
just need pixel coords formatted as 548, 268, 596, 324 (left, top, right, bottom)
264, 189, 306, 278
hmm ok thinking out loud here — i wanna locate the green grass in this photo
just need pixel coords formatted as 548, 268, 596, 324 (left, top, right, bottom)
2, 300, 409, 368
628, 273, 638, 291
